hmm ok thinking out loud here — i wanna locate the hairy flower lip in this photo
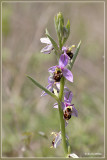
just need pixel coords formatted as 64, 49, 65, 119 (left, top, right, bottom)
62, 45, 75, 59
63, 103, 78, 118
53, 102, 78, 118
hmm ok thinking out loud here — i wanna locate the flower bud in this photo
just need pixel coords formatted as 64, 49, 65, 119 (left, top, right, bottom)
57, 12, 64, 37
57, 12, 64, 25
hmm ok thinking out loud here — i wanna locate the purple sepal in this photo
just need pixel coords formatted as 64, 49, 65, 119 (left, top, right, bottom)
53, 102, 65, 110
64, 91, 73, 103
72, 105, 78, 117
59, 54, 68, 68
48, 76, 54, 84
62, 68, 73, 82
62, 102, 66, 110
41, 44, 53, 54
54, 133, 61, 148
48, 66, 56, 73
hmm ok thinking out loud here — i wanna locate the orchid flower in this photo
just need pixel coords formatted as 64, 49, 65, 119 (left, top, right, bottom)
50, 131, 69, 148
50, 132, 62, 148
54, 91, 78, 120
62, 45, 76, 60
48, 54, 73, 83
40, 37, 53, 54
63, 91, 78, 119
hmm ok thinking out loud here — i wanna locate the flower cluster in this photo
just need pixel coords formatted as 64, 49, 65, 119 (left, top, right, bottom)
41, 36, 78, 148
27, 12, 81, 157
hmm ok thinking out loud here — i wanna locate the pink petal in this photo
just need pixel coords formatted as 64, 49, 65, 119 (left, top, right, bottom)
62, 68, 73, 82
59, 54, 68, 68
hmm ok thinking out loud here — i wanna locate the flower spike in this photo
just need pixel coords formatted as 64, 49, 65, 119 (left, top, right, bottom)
27, 12, 81, 157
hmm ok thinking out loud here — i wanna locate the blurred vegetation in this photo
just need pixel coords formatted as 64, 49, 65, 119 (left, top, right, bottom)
2, 5, 12, 36
2, 2, 104, 157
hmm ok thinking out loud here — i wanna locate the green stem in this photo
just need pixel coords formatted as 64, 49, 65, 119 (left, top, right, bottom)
58, 77, 68, 157
59, 77, 65, 101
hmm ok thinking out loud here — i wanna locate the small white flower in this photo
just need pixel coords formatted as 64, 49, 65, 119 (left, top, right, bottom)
40, 37, 53, 54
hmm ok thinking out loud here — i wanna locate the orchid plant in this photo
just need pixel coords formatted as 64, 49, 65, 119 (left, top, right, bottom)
27, 12, 81, 158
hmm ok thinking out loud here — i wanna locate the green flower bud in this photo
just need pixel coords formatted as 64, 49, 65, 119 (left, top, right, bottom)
57, 12, 64, 25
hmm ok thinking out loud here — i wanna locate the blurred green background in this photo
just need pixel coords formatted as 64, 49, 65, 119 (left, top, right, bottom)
2, 2, 104, 157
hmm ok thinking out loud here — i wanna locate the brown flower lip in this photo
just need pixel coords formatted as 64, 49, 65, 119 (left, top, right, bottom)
53, 69, 63, 82
63, 107, 72, 120
66, 50, 73, 59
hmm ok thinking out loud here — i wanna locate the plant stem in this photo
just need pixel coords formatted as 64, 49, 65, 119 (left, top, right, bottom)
59, 77, 64, 101
58, 77, 68, 157
57, 41, 81, 157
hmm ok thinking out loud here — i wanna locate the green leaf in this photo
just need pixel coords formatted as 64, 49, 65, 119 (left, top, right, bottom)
62, 20, 70, 45
66, 20, 70, 35
45, 29, 59, 52
67, 40, 81, 70
26, 75, 59, 101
